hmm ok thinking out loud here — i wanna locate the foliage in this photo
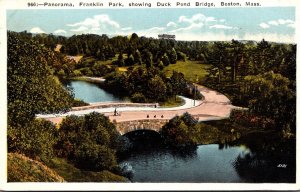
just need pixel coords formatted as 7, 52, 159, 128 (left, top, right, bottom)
47, 158, 127, 182
161, 112, 249, 147
232, 132, 296, 183
8, 31, 73, 126
8, 153, 64, 182
55, 112, 124, 171
131, 92, 147, 103
105, 66, 193, 103
161, 113, 199, 147
72, 98, 89, 107
7, 119, 58, 161
243, 71, 295, 134
147, 75, 167, 101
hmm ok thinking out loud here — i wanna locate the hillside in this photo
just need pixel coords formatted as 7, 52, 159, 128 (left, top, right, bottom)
7, 153, 64, 182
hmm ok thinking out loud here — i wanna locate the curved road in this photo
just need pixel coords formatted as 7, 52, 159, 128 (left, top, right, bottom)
40, 84, 240, 125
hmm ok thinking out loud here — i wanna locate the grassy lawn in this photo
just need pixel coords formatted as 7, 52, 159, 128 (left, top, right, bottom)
159, 96, 184, 108
163, 60, 211, 83
47, 158, 127, 182
81, 56, 113, 65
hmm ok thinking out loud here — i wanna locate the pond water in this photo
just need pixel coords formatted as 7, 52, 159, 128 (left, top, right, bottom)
119, 130, 296, 183
63, 80, 296, 183
62, 80, 125, 103
120, 144, 249, 182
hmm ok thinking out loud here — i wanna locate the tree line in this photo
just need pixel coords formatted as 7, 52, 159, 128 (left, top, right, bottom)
104, 67, 201, 103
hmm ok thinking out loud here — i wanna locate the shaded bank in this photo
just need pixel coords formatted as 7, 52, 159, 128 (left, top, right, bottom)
118, 128, 295, 183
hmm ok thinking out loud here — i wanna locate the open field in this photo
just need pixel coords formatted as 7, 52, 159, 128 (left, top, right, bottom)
163, 60, 211, 83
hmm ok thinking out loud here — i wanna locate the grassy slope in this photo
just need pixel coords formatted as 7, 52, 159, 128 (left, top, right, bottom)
47, 158, 128, 182
7, 153, 64, 182
163, 60, 211, 83
159, 96, 184, 108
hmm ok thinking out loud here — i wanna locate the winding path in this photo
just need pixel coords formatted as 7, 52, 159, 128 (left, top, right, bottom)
39, 84, 241, 125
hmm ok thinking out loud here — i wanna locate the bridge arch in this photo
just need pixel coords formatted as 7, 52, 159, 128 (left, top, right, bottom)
113, 119, 169, 135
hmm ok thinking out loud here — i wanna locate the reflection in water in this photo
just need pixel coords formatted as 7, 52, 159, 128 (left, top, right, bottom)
119, 130, 250, 182
232, 132, 296, 183
119, 130, 295, 183
62, 80, 125, 103
62, 80, 296, 183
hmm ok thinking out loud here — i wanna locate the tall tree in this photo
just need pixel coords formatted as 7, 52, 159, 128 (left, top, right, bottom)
147, 75, 167, 101
7, 32, 73, 125
170, 71, 187, 101
169, 47, 178, 64
229, 39, 244, 83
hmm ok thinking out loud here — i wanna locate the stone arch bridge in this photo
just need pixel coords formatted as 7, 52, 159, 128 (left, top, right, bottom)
43, 84, 245, 135
114, 119, 169, 135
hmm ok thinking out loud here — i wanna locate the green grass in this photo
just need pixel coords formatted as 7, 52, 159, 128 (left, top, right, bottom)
7, 153, 64, 182
159, 96, 184, 108
163, 60, 211, 83
81, 56, 114, 65
47, 158, 128, 182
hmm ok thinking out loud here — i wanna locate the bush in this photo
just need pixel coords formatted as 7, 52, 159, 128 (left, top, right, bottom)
73, 98, 89, 107
8, 119, 58, 162
131, 92, 147, 103
72, 70, 82, 77
161, 113, 199, 147
56, 112, 123, 171
73, 143, 117, 171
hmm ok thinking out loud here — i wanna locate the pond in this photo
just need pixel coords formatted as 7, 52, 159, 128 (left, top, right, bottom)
62, 80, 125, 103
119, 130, 296, 183
62, 80, 296, 183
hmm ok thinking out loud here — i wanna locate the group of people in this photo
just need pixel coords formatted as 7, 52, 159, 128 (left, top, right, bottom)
114, 108, 164, 118
147, 114, 164, 118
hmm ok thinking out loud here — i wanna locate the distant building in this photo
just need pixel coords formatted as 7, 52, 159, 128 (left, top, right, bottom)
158, 34, 175, 39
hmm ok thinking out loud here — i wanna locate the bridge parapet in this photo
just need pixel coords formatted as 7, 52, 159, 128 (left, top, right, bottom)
114, 119, 169, 135
72, 102, 158, 111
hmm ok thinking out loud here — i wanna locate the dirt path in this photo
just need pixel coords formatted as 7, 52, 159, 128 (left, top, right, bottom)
42, 84, 239, 125
108, 84, 235, 122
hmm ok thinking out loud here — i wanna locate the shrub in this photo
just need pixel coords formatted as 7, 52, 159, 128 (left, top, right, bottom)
131, 92, 147, 103
161, 113, 199, 147
8, 119, 58, 162
72, 99, 89, 107
56, 112, 123, 171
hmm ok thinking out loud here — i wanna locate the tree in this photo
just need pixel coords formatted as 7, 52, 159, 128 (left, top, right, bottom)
56, 112, 123, 171
207, 42, 228, 84
169, 47, 178, 64
142, 50, 153, 68
125, 54, 135, 66
229, 39, 244, 83
8, 119, 58, 161
131, 92, 147, 103
161, 113, 198, 147
244, 71, 295, 134
177, 51, 187, 61
147, 75, 167, 101
7, 32, 73, 126
117, 53, 125, 67
161, 53, 170, 66
170, 71, 187, 100
134, 49, 142, 65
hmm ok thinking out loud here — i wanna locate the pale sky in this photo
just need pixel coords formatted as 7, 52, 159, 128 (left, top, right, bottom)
7, 7, 295, 43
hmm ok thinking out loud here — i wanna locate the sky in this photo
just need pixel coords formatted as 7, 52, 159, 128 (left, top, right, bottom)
7, 7, 295, 43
